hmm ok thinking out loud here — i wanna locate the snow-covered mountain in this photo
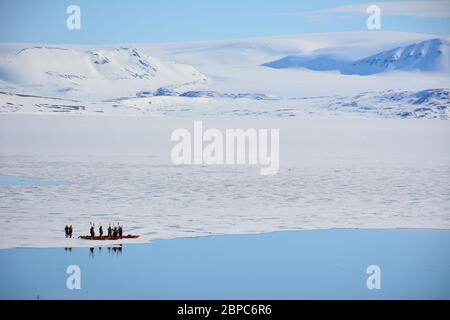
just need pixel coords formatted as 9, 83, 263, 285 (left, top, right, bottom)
0, 33, 448, 119
0, 46, 208, 99
348, 38, 450, 75
263, 38, 450, 75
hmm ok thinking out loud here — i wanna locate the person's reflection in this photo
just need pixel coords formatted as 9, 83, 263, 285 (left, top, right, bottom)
63, 246, 123, 258
112, 245, 123, 256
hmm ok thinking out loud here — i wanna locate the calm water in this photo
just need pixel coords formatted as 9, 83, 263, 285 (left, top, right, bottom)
0, 229, 449, 299
0, 176, 65, 186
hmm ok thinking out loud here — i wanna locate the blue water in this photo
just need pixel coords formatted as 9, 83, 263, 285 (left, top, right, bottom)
0, 176, 65, 186
0, 229, 449, 299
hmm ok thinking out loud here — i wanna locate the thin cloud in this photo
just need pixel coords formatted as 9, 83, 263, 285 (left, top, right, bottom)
283, 1, 450, 18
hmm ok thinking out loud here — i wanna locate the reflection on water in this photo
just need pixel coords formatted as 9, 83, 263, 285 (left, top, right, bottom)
64, 246, 123, 258
1, 229, 449, 299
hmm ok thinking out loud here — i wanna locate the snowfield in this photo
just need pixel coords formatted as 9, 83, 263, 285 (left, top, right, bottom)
0, 32, 449, 248
0, 115, 449, 249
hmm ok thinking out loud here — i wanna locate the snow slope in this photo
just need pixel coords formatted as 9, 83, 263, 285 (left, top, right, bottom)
348, 38, 450, 75
263, 38, 450, 75
0, 46, 208, 100
142, 31, 435, 67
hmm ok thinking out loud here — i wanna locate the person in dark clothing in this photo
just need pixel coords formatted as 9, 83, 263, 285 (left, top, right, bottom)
99, 225, 103, 237
113, 226, 118, 237
64, 225, 69, 238
107, 224, 112, 237
69, 225, 73, 238
90, 225, 95, 238
118, 224, 123, 238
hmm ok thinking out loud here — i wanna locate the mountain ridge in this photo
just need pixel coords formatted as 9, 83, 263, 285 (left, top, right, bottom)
263, 38, 450, 75
0, 46, 208, 99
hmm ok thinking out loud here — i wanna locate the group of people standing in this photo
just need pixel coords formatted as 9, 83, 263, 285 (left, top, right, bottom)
64, 223, 124, 239
90, 223, 123, 238
64, 225, 73, 238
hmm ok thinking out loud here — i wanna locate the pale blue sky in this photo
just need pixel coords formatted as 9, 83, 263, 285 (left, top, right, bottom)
0, 0, 449, 43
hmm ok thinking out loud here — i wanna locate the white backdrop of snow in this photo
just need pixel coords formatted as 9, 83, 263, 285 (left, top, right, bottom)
0, 32, 449, 248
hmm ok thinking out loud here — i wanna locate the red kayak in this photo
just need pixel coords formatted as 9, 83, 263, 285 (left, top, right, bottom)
78, 235, 140, 240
